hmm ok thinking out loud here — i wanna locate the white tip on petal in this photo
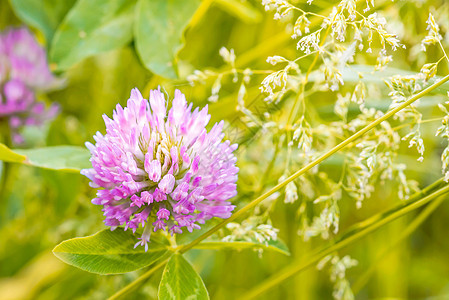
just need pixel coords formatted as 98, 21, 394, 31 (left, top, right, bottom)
145, 156, 161, 182
159, 173, 175, 194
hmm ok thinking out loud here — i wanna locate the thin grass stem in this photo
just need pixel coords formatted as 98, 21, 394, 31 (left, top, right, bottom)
351, 194, 446, 294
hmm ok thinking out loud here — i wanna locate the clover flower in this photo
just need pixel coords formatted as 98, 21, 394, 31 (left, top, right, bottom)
0, 27, 60, 144
81, 88, 239, 250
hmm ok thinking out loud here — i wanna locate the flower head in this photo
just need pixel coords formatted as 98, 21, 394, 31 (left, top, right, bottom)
82, 88, 239, 250
0, 27, 60, 144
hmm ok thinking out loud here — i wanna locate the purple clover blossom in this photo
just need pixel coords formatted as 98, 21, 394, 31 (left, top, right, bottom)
0, 27, 60, 144
82, 88, 239, 250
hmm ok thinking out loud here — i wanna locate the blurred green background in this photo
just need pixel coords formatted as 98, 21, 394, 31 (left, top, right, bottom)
1, 0, 449, 299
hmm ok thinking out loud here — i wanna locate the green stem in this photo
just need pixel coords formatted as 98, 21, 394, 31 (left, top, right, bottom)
107, 253, 173, 300
284, 17, 331, 136
239, 182, 449, 300
342, 177, 445, 236
351, 191, 446, 294
0, 162, 10, 205
0, 119, 12, 214
259, 139, 281, 191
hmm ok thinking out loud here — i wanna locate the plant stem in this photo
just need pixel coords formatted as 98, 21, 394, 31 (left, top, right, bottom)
285, 16, 332, 131
341, 177, 445, 235
109, 74, 449, 298
189, 0, 214, 29
0, 120, 12, 215
107, 254, 172, 300
351, 193, 446, 294
259, 140, 280, 191
239, 182, 449, 300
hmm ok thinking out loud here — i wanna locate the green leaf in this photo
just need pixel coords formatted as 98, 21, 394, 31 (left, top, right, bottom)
50, 0, 136, 71
158, 254, 209, 300
0, 144, 90, 172
134, 0, 201, 79
17, 146, 90, 172
193, 238, 291, 256
53, 229, 169, 274
10, 0, 76, 42
0, 143, 26, 163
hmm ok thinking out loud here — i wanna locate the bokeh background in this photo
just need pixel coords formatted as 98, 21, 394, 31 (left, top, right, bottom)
1, 0, 449, 299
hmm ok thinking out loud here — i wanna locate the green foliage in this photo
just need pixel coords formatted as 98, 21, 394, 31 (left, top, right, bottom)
0, 144, 90, 172
16, 146, 91, 172
9, 0, 76, 42
53, 229, 169, 274
158, 254, 209, 300
214, 0, 262, 23
194, 238, 290, 256
11, 0, 201, 77
134, 0, 201, 78
49, 0, 136, 71
0, 143, 26, 163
